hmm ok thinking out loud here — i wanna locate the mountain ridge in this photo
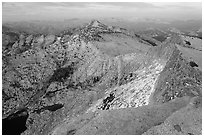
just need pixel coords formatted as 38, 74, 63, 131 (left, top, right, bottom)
2, 20, 202, 135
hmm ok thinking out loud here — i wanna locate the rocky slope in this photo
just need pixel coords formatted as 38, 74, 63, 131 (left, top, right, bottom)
143, 97, 202, 135
52, 96, 192, 135
2, 20, 202, 135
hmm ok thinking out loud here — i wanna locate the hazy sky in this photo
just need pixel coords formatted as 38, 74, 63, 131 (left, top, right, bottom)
2, 2, 202, 22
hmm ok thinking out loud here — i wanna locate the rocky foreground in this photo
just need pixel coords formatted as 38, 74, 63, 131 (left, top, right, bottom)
2, 20, 202, 135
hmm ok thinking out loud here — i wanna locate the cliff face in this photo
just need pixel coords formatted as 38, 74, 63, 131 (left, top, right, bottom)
2, 20, 202, 135
151, 43, 201, 104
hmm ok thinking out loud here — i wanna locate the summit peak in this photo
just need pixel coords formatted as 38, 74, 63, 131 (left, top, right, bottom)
88, 20, 107, 29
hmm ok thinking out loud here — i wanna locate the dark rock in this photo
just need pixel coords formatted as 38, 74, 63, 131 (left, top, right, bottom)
173, 124, 182, 132
67, 129, 76, 135
2, 109, 29, 135
189, 61, 198, 68
101, 93, 115, 110
184, 40, 191, 45
34, 104, 64, 114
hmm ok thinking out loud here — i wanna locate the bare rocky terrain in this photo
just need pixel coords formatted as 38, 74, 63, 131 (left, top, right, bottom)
2, 20, 202, 135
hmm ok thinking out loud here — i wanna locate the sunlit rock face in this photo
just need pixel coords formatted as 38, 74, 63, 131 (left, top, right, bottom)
87, 59, 165, 112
